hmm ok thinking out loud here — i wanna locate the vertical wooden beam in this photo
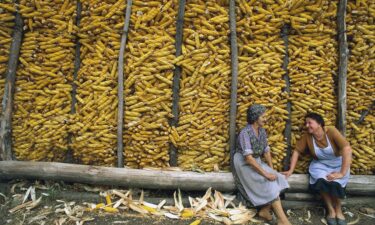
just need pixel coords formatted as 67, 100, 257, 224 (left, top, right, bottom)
66, 0, 82, 163
228, 0, 239, 157
169, 0, 186, 167
117, 0, 133, 168
281, 25, 292, 171
0, 9, 23, 161
337, 0, 348, 136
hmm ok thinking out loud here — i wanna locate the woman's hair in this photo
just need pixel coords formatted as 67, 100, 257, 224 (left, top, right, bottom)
305, 112, 325, 127
247, 104, 266, 124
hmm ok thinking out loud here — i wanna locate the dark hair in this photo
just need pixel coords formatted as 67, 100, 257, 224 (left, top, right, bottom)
305, 112, 325, 127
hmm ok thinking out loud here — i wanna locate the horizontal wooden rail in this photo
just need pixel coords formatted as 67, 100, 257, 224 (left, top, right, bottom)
0, 161, 374, 195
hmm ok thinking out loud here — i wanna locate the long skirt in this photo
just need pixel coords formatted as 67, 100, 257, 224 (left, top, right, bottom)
232, 153, 289, 207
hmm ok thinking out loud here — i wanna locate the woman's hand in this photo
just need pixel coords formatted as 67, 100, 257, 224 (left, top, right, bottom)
281, 170, 293, 178
265, 173, 277, 181
327, 172, 344, 181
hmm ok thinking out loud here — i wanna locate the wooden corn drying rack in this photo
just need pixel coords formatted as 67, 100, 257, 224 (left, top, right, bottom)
0, 0, 374, 194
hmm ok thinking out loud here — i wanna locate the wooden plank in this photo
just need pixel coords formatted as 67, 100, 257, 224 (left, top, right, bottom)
281, 24, 292, 171
0, 10, 23, 161
117, 0, 133, 167
228, 0, 239, 156
0, 161, 374, 195
169, 0, 186, 167
66, 0, 82, 163
337, 0, 348, 135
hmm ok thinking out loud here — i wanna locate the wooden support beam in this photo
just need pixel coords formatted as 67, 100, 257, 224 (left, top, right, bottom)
228, 0, 239, 156
66, 0, 82, 163
0, 9, 23, 161
169, 0, 186, 167
117, 0, 133, 167
337, 0, 348, 135
281, 24, 292, 171
0, 161, 374, 195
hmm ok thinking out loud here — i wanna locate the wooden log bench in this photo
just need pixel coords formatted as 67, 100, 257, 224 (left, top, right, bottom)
0, 161, 374, 195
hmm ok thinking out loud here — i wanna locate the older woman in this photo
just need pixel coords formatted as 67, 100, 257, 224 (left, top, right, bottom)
231, 104, 291, 225
282, 112, 352, 225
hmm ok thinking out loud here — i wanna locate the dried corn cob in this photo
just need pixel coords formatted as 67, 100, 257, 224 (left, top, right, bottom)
288, 0, 338, 173
346, 0, 374, 175
175, 0, 231, 172
71, 0, 126, 166
0, 1, 15, 113
122, 0, 177, 169
235, 0, 288, 172
12, 0, 76, 161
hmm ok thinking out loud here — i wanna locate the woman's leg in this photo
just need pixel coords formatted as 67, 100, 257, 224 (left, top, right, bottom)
259, 204, 272, 221
332, 197, 345, 219
271, 199, 291, 225
321, 192, 336, 218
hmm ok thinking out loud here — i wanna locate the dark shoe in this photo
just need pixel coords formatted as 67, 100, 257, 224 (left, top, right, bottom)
326, 217, 337, 225
336, 218, 347, 225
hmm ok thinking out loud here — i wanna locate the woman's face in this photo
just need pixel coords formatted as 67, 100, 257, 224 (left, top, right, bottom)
255, 113, 266, 127
305, 117, 321, 133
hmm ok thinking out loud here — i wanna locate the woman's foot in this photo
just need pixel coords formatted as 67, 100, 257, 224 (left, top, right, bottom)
258, 208, 273, 221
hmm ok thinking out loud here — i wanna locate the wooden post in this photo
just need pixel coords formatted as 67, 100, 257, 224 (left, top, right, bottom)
337, 0, 348, 136
117, 0, 133, 168
66, 0, 82, 163
169, 0, 186, 167
228, 0, 239, 157
281, 24, 292, 171
0, 10, 23, 161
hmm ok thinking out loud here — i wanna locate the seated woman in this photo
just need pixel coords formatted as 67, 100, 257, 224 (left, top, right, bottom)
231, 104, 291, 225
282, 112, 352, 225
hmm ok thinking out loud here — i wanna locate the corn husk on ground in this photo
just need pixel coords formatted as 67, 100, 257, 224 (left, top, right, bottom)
175, 0, 232, 172
88, 188, 258, 225
11, 0, 77, 161
9, 182, 258, 225
235, 0, 289, 172
0, 1, 15, 113
346, 0, 375, 175
70, 0, 126, 166
287, 0, 339, 173
122, 0, 177, 169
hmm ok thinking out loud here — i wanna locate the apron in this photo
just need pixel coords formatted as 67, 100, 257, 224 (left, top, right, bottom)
309, 134, 349, 187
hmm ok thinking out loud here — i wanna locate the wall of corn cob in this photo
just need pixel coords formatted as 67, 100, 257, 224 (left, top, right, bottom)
0, 0, 373, 174
235, 0, 289, 172
12, 0, 76, 161
123, 0, 177, 169
346, 0, 374, 175
174, 0, 232, 172
70, 0, 126, 166
0, 1, 15, 113
287, 0, 339, 173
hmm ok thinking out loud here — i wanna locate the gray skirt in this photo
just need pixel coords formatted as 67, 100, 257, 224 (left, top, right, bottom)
233, 152, 289, 207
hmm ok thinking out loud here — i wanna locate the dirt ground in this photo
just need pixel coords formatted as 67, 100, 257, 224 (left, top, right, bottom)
1, 180, 374, 225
